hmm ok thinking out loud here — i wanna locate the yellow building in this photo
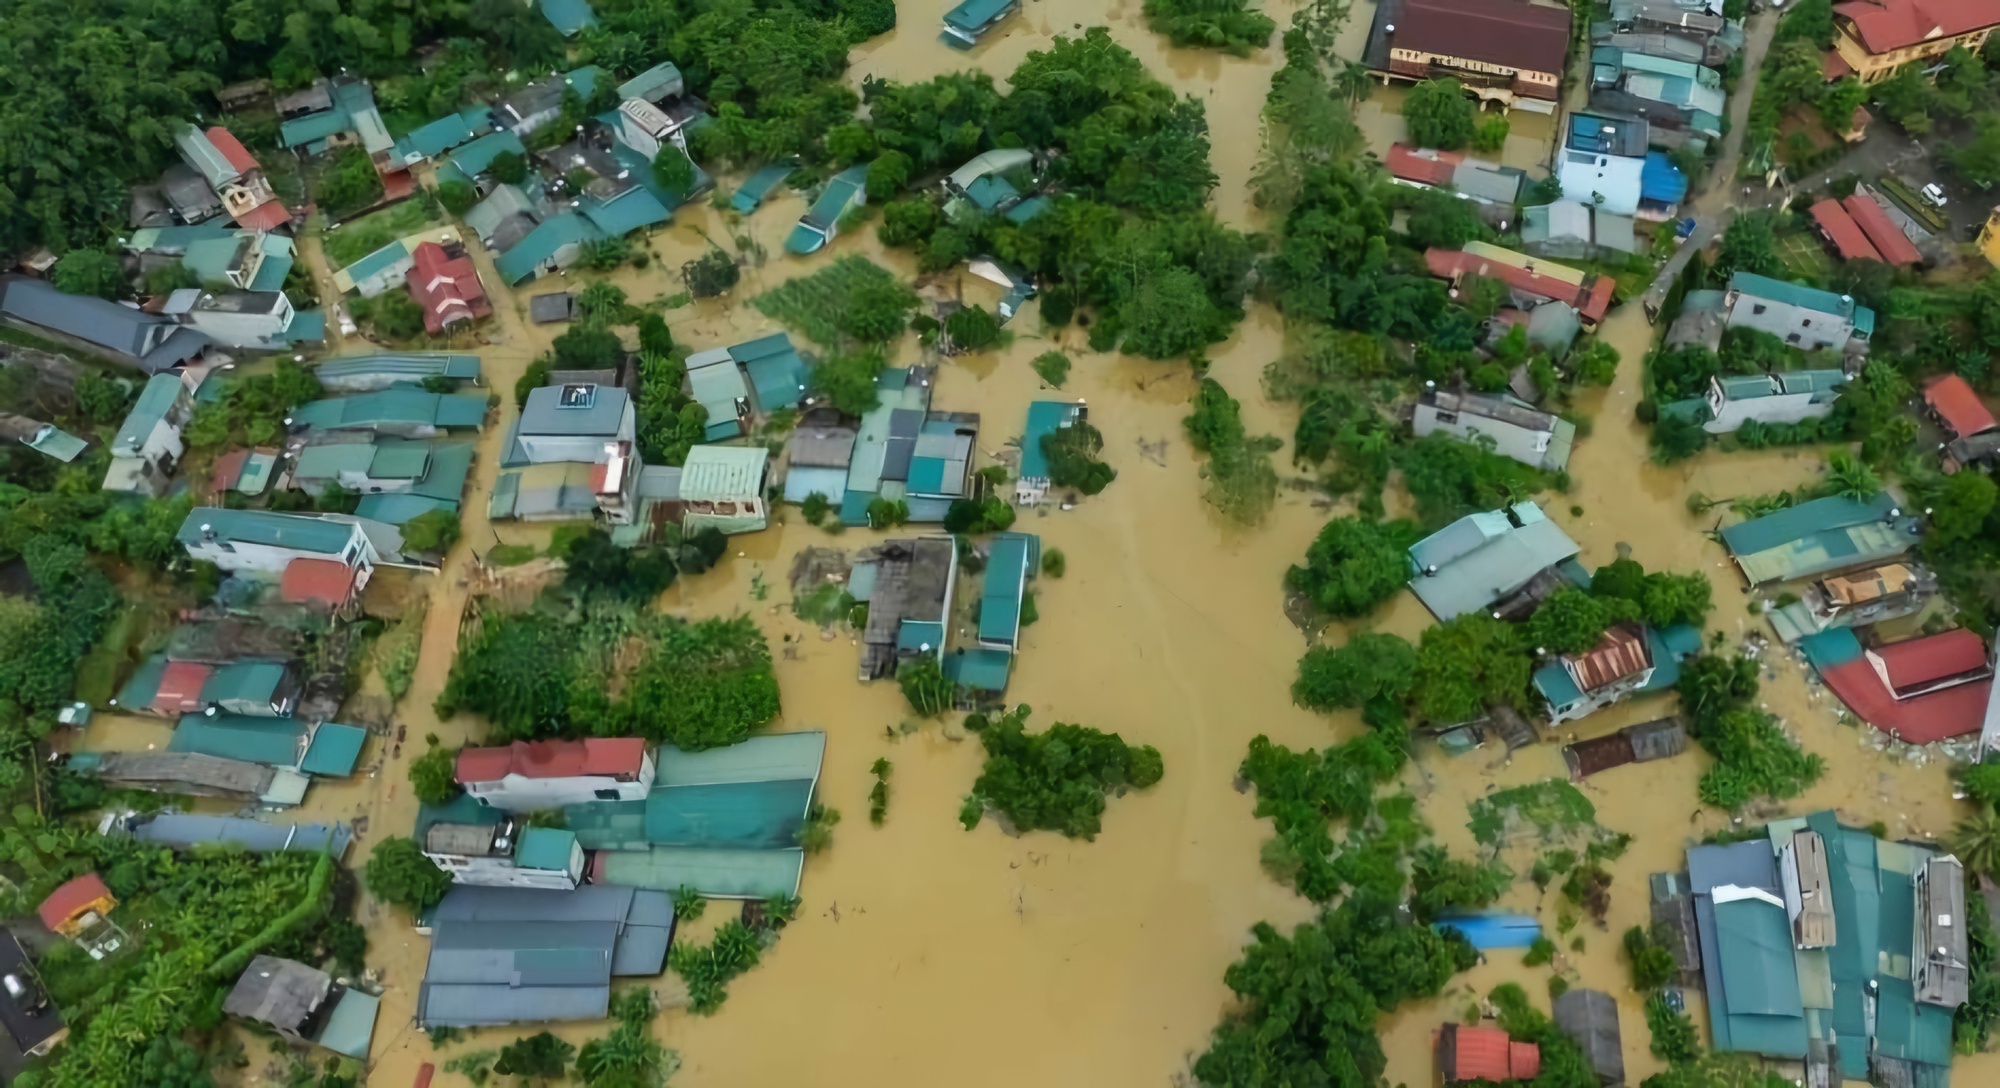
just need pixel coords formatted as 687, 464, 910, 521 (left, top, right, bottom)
1979, 206, 2000, 270
1828, 0, 2000, 83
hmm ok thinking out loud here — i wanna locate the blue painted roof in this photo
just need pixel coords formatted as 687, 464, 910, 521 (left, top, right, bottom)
539, 0, 597, 35
1433, 913, 1542, 949
977, 532, 1035, 647
732, 163, 794, 214
406, 107, 495, 160
340, 240, 410, 283
1641, 151, 1688, 204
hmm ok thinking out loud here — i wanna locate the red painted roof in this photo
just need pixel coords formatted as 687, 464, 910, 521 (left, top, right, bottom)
1810, 199, 1882, 262
155, 660, 214, 713
1426, 247, 1615, 323
1834, 0, 2000, 54
1441, 1024, 1541, 1082
1388, 143, 1463, 187
405, 241, 491, 335
1824, 48, 1855, 78
1843, 194, 1922, 266
205, 126, 261, 177
280, 556, 361, 609
208, 449, 249, 498
381, 168, 418, 203
457, 738, 647, 784
1924, 374, 1997, 438
232, 199, 293, 232
1823, 658, 1988, 743
38, 873, 112, 932
1874, 628, 1988, 689
1389, 0, 1573, 77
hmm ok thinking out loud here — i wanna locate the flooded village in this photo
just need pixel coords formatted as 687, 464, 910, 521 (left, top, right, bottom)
7, 0, 2000, 1085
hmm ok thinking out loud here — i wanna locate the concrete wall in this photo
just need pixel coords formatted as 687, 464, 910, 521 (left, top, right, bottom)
184, 527, 371, 575
464, 754, 656, 813
1725, 292, 1857, 352
1412, 403, 1554, 470
1703, 392, 1839, 434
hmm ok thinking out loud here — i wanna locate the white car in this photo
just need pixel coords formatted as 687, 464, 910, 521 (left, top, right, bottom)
1921, 183, 1948, 207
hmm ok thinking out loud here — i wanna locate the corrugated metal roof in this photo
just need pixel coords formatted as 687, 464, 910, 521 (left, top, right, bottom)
301, 723, 368, 776
655, 731, 827, 787
593, 845, 804, 900
176, 507, 357, 555
514, 827, 578, 871
171, 713, 309, 769
678, 445, 768, 502
112, 373, 188, 457
130, 813, 352, 856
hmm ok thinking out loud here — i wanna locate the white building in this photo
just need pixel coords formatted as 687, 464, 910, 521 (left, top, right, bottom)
104, 372, 194, 496
509, 383, 636, 464
422, 818, 584, 891
175, 507, 379, 577
165, 289, 299, 351
457, 738, 654, 812
1411, 389, 1575, 472
1696, 371, 1848, 434
1724, 272, 1875, 353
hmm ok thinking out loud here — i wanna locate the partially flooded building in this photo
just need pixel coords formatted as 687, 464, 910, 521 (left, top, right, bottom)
418, 795, 585, 891
1534, 622, 1701, 725
1766, 562, 1934, 644
853, 537, 958, 680
457, 738, 655, 813
1410, 389, 1575, 472
1561, 715, 1689, 779
1407, 501, 1584, 621
1806, 626, 1993, 744
223, 955, 378, 1060
1717, 492, 1919, 588
1015, 400, 1087, 505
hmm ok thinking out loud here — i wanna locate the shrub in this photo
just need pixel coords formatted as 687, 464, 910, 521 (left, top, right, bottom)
1032, 351, 1071, 388
365, 836, 452, 913
1041, 421, 1116, 495
960, 705, 1164, 839
408, 739, 461, 805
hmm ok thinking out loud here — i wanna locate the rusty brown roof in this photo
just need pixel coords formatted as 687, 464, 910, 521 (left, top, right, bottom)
1387, 0, 1573, 76
1568, 625, 1651, 692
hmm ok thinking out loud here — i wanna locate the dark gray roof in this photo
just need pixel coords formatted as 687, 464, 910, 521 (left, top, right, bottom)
430, 883, 672, 926
0, 933, 65, 1057
130, 813, 352, 856
1422, 388, 1559, 433
224, 955, 330, 1034
0, 278, 209, 373
418, 885, 675, 1026
1553, 988, 1624, 1083
1688, 839, 1778, 895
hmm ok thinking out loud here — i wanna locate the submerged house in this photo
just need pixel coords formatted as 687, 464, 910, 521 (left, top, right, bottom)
854, 536, 958, 680
1688, 813, 1966, 1088
1765, 561, 1935, 643
1808, 626, 1993, 744
1552, 988, 1624, 1086
679, 445, 771, 536
1534, 623, 1701, 725
223, 956, 378, 1060
459, 738, 655, 812
64, 750, 310, 807
104, 372, 194, 496
682, 332, 811, 440
1016, 400, 1088, 505
415, 885, 673, 1029
1370, 0, 1572, 110
785, 165, 869, 255
948, 531, 1040, 699
505, 383, 636, 465
419, 795, 585, 891
1663, 370, 1850, 435
1436, 1023, 1541, 1085
1561, 716, 1689, 780
783, 419, 858, 505
942, 0, 1020, 46
1410, 389, 1574, 472
1717, 492, 1918, 587
1407, 501, 1584, 621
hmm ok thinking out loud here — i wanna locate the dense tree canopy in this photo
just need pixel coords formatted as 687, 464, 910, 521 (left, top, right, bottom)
1287, 516, 1420, 618
961, 706, 1164, 840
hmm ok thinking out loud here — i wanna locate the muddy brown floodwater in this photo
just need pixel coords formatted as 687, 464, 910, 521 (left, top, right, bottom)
215, 10, 2000, 1088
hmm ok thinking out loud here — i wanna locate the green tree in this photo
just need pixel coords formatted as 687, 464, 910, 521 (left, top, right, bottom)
811, 351, 885, 416
898, 656, 954, 717
437, 178, 478, 216
1945, 114, 2000, 189
321, 146, 385, 215
552, 324, 623, 370
72, 372, 129, 423
866, 149, 912, 195
653, 146, 695, 194
51, 249, 126, 300
1414, 613, 1529, 724
1287, 516, 1420, 617
1041, 421, 1116, 494
944, 305, 1002, 351
1714, 211, 1782, 279
364, 836, 453, 913
1624, 925, 1678, 990
408, 740, 461, 805
1143, 0, 1276, 54
1293, 632, 1418, 712
1403, 79, 1478, 150
1572, 339, 1620, 386
961, 706, 1164, 839
683, 249, 740, 298
1952, 806, 2000, 879
489, 150, 530, 185
495, 1032, 575, 1084
1822, 450, 1881, 502
400, 509, 461, 553
1525, 587, 1638, 655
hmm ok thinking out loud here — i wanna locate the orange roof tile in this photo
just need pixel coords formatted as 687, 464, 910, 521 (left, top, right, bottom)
1925, 373, 1997, 438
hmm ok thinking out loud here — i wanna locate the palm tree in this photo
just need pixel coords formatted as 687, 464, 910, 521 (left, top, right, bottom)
1823, 451, 1881, 503
1951, 805, 2000, 879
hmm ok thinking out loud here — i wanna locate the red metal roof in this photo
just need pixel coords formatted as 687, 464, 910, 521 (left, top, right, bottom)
280, 556, 361, 609
208, 449, 249, 499
155, 660, 214, 713
1441, 1024, 1540, 1083
1387, 143, 1463, 187
1810, 199, 1882, 262
1873, 628, 1989, 689
1388, 0, 1573, 77
1924, 374, 1997, 438
1824, 48, 1855, 78
232, 199, 293, 232
1834, 0, 2000, 54
1843, 194, 1922, 266
1425, 247, 1614, 324
205, 126, 261, 177
406, 241, 491, 335
381, 169, 418, 203
457, 738, 647, 784
1568, 626, 1652, 691
38, 873, 112, 932
1823, 658, 1989, 743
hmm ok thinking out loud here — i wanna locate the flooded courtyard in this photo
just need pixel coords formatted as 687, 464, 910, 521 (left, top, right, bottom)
207, 8, 2000, 1088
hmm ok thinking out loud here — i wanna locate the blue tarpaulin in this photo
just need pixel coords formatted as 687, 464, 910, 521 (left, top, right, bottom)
1434, 913, 1543, 949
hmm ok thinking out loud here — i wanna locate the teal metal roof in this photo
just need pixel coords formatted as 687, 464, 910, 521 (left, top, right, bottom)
415, 793, 504, 843
315, 988, 379, 1060
785, 223, 828, 255
594, 846, 804, 899
515, 827, 579, 871
495, 214, 603, 284
23, 424, 86, 462
356, 493, 455, 525
945, 0, 1018, 31
1019, 401, 1083, 481
644, 780, 813, 849
1004, 195, 1052, 224
171, 714, 309, 769
563, 799, 649, 851
449, 131, 530, 177
116, 654, 168, 709
581, 187, 671, 237
806, 164, 868, 225
294, 444, 376, 480
183, 234, 255, 284
731, 163, 794, 214
1533, 661, 1583, 708
280, 108, 352, 150
405, 107, 493, 159
655, 732, 825, 787
201, 662, 288, 706
1407, 503, 1582, 620
898, 620, 945, 653
1713, 896, 1809, 1054
113, 373, 187, 457
127, 219, 235, 255
247, 235, 295, 293
1637, 623, 1704, 693
678, 445, 767, 502
368, 440, 432, 479
300, 723, 368, 776
618, 62, 683, 102
1719, 493, 1918, 586
963, 174, 1020, 211
944, 648, 1013, 692
339, 240, 410, 282
978, 532, 1036, 647
1731, 272, 1875, 333
176, 507, 356, 555
315, 353, 481, 384
733, 333, 808, 411
291, 390, 488, 432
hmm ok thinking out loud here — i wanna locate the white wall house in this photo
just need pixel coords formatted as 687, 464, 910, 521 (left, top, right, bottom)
422, 820, 584, 891
457, 738, 655, 812
512, 384, 637, 464
165, 289, 299, 350
1724, 272, 1875, 353
175, 507, 377, 576
1411, 389, 1575, 472
104, 373, 194, 496
1700, 371, 1848, 434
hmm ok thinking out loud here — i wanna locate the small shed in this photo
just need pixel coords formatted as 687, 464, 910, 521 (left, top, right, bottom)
1553, 988, 1624, 1086
224, 955, 330, 1041
1563, 716, 1688, 779
37, 874, 115, 939
529, 292, 576, 324
1438, 1023, 1540, 1085
679, 446, 771, 535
